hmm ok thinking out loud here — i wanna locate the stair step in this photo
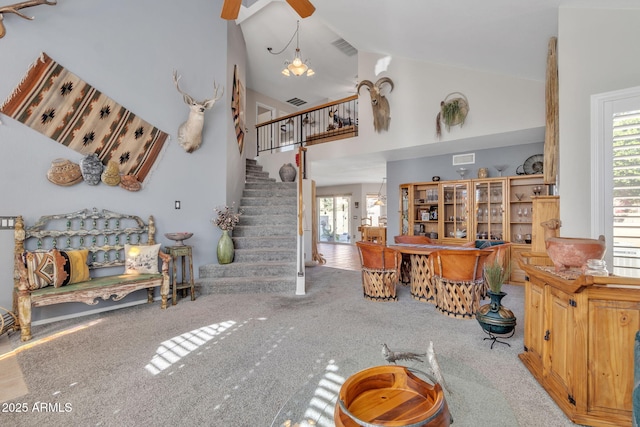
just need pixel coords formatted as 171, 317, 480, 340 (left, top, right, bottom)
239, 214, 296, 226
243, 188, 297, 198
197, 276, 296, 294
245, 181, 295, 188
233, 248, 296, 262
200, 261, 296, 278
233, 236, 296, 249
241, 196, 296, 206
246, 176, 277, 183
233, 225, 296, 237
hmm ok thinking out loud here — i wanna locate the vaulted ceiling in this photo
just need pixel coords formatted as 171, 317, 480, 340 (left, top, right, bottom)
232, 0, 638, 186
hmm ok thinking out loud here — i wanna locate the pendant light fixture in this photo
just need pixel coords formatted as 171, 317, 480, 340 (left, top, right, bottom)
374, 177, 386, 206
267, 20, 315, 77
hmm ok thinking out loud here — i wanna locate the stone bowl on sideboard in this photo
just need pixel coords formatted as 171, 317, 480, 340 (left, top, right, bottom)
545, 235, 606, 272
164, 232, 193, 246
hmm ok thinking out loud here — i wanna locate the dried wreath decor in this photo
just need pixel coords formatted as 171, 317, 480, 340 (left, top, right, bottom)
212, 203, 243, 231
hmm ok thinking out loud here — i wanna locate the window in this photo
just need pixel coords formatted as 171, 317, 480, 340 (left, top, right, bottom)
592, 86, 640, 276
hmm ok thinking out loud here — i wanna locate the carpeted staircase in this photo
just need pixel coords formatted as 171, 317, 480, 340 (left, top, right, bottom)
197, 159, 298, 294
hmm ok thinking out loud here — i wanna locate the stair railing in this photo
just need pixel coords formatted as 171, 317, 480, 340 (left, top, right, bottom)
256, 95, 358, 155
296, 146, 307, 295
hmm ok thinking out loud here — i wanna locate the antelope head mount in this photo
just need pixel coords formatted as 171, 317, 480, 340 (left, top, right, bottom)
0, 0, 57, 39
172, 70, 223, 153
357, 77, 394, 133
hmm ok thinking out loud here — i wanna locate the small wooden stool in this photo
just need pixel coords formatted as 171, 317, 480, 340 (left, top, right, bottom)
164, 245, 195, 305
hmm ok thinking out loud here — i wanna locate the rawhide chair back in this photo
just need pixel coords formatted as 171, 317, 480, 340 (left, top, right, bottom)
430, 249, 492, 319
356, 241, 400, 302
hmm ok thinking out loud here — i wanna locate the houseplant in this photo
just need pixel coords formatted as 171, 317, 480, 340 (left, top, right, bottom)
476, 259, 516, 348
213, 203, 243, 264
435, 92, 469, 138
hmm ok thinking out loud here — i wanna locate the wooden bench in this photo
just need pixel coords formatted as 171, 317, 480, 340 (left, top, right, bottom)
13, 208, 170, 341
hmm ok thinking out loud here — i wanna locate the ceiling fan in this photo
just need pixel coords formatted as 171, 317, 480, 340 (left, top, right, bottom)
221, 0, 315, 20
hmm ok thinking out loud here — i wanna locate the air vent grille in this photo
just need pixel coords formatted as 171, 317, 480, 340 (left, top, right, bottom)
452, 153, 475, 165
286, 97, 307, 107
332, 38, 358, 57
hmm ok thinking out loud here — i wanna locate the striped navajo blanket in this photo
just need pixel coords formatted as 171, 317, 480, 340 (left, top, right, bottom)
1, 53, 168, 183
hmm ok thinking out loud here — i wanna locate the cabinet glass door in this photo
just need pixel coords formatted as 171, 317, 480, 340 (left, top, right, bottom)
442, 182, 469, 241
400, 185, 410, 235
474, 179, 506, 241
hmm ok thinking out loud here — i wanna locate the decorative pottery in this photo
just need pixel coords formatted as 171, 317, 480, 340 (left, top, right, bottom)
541, 218, 562, 241
545, 235, 606, 271
165, 232, 193, 246
79, 154, 104, 185
476, 291, 517, 336
335, 365, 451, 427
217, 230, 234, 264
46, 158, 83, 186
279, 163, 296, 182
101, 160, 121, 186
119, 175, 142, 192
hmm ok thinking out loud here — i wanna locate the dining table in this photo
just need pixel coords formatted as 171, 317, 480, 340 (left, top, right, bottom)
387, 243, 478, 303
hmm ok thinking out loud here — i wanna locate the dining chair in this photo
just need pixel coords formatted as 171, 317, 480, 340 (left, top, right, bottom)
356, 241, 401, 302
430, 249, 492, 319
393, 235, 433, 284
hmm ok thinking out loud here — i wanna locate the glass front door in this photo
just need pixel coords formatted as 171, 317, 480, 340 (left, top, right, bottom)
318, 195, 351, 243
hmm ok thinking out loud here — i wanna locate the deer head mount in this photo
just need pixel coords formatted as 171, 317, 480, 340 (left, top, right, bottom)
172, 70, 223, 153
0, 0, 57, 39
357, 77, 394, 133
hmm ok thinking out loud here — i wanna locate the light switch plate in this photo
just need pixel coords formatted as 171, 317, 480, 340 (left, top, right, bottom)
0, 216, 17, 229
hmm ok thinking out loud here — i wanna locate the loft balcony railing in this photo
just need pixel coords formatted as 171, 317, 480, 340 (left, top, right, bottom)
256, 95, 358, 155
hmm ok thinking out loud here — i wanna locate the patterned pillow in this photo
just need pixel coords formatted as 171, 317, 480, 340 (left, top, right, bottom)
124, 244, 160, 274
53, 249, 91, 288
24, 250, 61, 290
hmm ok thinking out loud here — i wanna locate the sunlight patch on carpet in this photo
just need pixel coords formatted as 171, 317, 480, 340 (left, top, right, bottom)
278, 360, 344, 427
145, 320, 236, 375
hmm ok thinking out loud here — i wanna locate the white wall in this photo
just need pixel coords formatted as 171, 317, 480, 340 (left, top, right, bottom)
245, 88, 298, 160
305, 51, 545, 164
558, 6, 640, 237
0, 0, 240, 321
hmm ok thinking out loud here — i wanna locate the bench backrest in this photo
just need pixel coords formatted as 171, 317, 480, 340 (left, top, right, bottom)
14, 208, 156, 270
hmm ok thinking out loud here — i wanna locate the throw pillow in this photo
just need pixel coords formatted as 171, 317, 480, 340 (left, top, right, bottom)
24, 250, 60, 290
54, 249, 91, 288
124, 244, 161, 274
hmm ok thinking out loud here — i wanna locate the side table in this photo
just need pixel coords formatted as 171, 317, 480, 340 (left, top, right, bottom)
164, 245, 195, 305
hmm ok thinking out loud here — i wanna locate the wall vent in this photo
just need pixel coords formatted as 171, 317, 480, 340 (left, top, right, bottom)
332, 38, 358, 57
452, 153, 475, 165
286, 97, 307, 107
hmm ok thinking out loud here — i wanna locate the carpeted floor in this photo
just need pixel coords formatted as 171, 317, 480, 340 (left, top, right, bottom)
2, 265, 580, 426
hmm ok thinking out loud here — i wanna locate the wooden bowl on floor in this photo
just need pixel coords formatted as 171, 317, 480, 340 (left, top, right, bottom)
335, 365, 451, 426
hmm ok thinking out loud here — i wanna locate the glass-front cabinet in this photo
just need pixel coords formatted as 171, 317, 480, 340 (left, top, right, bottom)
441, 181, 470, 242
400, 184, 410, 235
412, 183, 439, 238
473, 178, 506, 241
507, 175, 546, 244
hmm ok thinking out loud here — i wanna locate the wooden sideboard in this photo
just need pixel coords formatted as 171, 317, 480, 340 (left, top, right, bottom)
519, 261, 640, 427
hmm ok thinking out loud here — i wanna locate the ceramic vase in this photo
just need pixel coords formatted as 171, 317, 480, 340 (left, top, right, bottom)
80, 154, 104, 185
476, 291, 517, 336
279, 163, 296, 182
217, 230, 234, 264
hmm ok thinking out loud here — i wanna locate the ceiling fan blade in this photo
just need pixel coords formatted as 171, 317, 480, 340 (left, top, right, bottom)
286, 0, 316, 18
221, 0, 242, 20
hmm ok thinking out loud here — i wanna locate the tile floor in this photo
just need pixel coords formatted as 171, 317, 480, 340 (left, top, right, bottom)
317, 243, 360, 271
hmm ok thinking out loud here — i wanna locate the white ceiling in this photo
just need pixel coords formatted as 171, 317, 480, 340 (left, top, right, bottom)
233, 0, 640, 186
